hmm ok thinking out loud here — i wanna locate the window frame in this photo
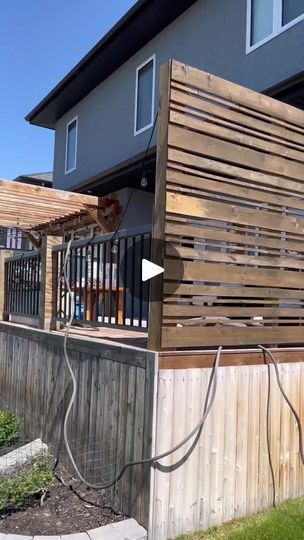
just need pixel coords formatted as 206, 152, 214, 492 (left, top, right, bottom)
134, 54, 156, 136
65, 116, 78, 175
246, 0, 304, 54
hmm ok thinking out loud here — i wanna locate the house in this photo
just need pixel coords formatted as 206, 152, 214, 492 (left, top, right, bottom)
2, 4, 304, 538
26, 0, 304, 230
14, 171, 53, 189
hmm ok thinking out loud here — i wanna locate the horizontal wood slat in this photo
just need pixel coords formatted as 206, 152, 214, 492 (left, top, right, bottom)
167, 192, 304, 236
170, 85, 304, 148
165, 259, 304, 289
162, 326, 304, 348
163, 283, 304, 299
171, 62, 304, 129
166, 169, 304, 212
168, 148, 304, 194
151, 60, 304, 350
165, 221, 304, 253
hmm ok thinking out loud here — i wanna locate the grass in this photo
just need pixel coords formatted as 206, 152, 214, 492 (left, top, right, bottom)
177, 498, 304, 540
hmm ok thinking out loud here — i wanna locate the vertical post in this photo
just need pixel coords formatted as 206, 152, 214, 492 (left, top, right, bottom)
39, 236, 62, 331
148, 61, 172, 351
0, 250, 13, 321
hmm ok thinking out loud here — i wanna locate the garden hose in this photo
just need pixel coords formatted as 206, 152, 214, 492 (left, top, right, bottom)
62, 239, 222, 490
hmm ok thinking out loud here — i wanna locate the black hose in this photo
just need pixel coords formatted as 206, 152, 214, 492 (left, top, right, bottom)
63, 241, 223, 491
262, 350, 276, 508
259, 345, 304, 466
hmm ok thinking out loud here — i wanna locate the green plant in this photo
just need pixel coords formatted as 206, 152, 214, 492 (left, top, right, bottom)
0, 410, 23, 447
0, 454, 55, 511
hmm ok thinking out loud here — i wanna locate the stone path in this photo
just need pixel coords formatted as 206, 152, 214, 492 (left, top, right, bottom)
0, 519, 147, 540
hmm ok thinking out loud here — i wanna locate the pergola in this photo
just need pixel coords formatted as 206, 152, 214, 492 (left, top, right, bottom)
0, 178, 120, 247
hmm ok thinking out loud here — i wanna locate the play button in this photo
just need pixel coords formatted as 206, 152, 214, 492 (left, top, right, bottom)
142, 259, 164, 282
119, 237, 184, 304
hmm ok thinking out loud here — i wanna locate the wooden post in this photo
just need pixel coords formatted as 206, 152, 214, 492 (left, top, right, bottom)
39, 236, 62, 331
148, 61, 172, 351
0, 250, 13, 321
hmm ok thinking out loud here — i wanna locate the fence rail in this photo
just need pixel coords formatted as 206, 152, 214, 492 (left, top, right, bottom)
4, 251, 41, 317
53, 225, 152, 328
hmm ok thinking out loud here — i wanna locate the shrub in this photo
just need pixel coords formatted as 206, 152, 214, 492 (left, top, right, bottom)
0, 454, 55, 511
0, 410, 23, 447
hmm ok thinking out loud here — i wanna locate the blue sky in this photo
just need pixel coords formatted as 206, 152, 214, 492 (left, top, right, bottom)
0, 0, 136, 180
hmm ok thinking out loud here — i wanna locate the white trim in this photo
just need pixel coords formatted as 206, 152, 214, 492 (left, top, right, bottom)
65, 116, 78, 175
246, 0, 304, 54
134, 54, 156, 136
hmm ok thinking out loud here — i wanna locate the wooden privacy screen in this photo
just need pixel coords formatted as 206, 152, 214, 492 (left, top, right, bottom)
149, 60, 304, 350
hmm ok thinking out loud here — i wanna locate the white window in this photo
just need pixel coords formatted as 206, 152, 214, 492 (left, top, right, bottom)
134, 55, 156, 136
247, 0, 304, 53
65, 117, 78, 174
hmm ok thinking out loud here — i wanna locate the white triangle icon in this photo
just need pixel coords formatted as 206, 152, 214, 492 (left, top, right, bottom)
142, 259, 164, 282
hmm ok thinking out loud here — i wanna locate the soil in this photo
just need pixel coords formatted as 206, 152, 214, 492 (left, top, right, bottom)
0, 466, 126, 535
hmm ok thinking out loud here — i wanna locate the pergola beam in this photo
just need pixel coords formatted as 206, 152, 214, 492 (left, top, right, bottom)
0, 178, 117, 234
24, 232, 42, 250
85, 207, 112, 233
0, 178, 98, 206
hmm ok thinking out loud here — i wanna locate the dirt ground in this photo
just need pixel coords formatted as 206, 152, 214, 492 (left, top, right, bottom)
0, 466, 126, 535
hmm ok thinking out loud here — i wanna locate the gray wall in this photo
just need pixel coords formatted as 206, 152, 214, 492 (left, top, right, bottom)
53, 0, 304, 190
115, 188, 154, 229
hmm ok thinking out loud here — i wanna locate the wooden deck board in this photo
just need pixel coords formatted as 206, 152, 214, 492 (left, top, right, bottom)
58, 325, 148, 349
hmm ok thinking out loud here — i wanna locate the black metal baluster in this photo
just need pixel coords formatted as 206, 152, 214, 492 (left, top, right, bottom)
30, 257, 34, 316
58, 250, 63, 321
63, 249, 67, 320
90, 244, 94, 323
131, 237, 136, 326
84, 245, 88, 322
101, 243, 107, 323
28, 257, 32, 315
123, 238, 128, 326
37, 254, 41, 317
13, 260, 17, 315
139, 235, 144, 328
4, 261, 8, 314
96, 243, 101, 324
115, 239, 121, 325
21, 257, 25, 315
27, 257, 31, 316
109, 243, 113, 324
79, 247, 83, 321
68, 247, 73, 321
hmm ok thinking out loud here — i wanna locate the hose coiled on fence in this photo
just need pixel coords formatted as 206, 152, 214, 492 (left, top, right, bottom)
63, 239, 222, 490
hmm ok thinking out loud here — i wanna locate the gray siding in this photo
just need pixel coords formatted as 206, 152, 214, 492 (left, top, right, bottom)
53, 0, 304, 190
115, 188, 154, 229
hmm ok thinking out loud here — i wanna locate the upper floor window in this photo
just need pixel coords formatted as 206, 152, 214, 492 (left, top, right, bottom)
134, 55, 156, 136
247, 0, 304, 52
65, 117, 78, 174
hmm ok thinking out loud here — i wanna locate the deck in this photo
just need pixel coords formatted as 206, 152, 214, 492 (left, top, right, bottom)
58, 324, 148, 349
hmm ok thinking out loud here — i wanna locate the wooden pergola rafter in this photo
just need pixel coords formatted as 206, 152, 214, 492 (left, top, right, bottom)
0, 179, 121, 243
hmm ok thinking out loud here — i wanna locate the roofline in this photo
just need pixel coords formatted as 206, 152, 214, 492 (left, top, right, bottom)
264, 70, 304, 96
25, 0, 150, 124
72, 146, 156, 195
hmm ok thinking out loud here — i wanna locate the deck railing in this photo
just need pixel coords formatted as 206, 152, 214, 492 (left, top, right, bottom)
4, 251, 41, 318
53, 225, 152, 328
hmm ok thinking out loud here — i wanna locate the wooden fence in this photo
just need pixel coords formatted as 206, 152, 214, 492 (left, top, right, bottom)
149, 60, 304, 350
150, 362, 304, 539
0, 322, 156, 527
